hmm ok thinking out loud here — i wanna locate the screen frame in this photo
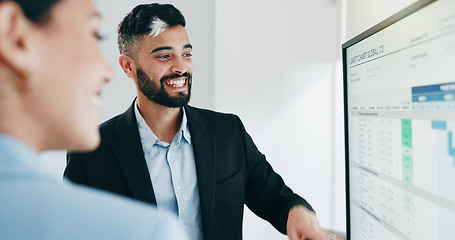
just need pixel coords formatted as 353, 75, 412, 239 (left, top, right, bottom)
341, 0, 437, 239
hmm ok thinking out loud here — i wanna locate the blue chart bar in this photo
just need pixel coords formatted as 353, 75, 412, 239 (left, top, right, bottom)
432, 121, 447, 130
431, 120, 455, 165
412, 83, 455, 111
449, 132, 455, 166
412, 82, 455, 102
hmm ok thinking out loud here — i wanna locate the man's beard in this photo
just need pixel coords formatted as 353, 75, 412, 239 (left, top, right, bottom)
136, 67, 191, 108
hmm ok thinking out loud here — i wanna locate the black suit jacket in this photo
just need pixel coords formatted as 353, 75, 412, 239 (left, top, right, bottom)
65, 101, 314, 240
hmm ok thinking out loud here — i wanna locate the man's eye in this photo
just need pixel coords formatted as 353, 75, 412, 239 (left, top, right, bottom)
184, 53, 193, 57
157, 55, 170, 59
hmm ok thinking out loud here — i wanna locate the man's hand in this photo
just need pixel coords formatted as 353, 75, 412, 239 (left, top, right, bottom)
286, 205, 331, 240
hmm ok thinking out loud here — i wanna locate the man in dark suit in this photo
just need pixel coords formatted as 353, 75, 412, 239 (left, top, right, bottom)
65, 3, 332, 240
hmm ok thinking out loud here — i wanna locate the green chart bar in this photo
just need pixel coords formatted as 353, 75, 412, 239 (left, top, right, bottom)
402, 119, 413, 184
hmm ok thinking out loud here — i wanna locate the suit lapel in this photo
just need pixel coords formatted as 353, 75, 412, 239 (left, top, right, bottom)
185, 106, 217, 239
112, 102, 157, 205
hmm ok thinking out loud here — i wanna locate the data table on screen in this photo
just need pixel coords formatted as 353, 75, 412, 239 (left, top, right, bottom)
344, 1, 455, 239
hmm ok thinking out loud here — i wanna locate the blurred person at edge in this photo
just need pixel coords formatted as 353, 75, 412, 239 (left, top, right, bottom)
0, 0, 189, 239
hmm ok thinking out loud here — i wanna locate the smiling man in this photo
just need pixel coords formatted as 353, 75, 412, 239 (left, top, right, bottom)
65, 3, 331, 240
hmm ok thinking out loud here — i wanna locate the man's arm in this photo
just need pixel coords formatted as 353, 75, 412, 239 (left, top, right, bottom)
233, 115, 336, 239
234, 115, 313, 233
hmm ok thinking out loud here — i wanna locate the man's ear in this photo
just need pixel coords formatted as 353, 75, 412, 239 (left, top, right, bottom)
0, 2, 32, 80
119, 54, 137, 79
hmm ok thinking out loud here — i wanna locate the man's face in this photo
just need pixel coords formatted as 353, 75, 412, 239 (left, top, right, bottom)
134, 25, 193, 108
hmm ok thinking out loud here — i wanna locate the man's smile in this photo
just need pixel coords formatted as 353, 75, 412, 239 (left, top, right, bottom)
164, 77, 187, 89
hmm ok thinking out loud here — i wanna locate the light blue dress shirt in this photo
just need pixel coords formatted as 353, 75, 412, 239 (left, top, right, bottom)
0, 133, 189, 240
135, 103, 203, 240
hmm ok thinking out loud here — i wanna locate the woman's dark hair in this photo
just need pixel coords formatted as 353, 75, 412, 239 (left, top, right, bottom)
1, 0, 61, 24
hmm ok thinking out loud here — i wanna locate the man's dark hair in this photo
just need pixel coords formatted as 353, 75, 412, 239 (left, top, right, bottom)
0, 0, 61, 24
117, 3, 186, 57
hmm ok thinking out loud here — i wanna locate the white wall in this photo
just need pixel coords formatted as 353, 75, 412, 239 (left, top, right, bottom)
344, 0, 418, 41
214, 1, 342, 238
39, 0, 418, 239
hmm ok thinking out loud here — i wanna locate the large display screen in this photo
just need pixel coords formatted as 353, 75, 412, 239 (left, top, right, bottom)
342, 0, 455, 239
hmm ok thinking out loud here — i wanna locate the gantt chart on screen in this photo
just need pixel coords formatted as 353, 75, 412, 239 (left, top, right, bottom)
346, 1, 455, 239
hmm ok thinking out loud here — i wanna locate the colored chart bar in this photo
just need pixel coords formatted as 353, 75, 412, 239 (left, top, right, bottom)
402, 119, 413, 184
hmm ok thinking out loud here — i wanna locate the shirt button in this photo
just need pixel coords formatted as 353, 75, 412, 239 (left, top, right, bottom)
176, 185, 182, 190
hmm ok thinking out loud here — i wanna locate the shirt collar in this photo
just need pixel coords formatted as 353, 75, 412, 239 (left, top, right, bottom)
180, 107, 192, 145
135, 102, 159, 152
134, 101, 191, 152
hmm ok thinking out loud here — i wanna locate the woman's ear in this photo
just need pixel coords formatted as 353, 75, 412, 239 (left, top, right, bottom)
119, 54, 137, 79
0, 1, 32, 81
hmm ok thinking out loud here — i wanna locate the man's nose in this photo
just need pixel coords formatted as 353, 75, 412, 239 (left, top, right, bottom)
170, 56, 190, 75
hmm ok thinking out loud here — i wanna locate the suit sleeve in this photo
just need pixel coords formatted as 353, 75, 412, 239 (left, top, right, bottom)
236, 116, 314, 234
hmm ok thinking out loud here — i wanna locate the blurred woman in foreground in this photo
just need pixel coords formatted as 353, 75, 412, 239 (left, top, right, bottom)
0, 0, 188, 239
